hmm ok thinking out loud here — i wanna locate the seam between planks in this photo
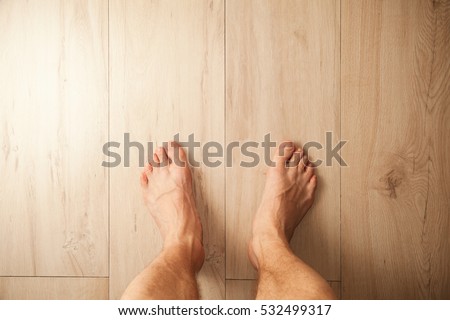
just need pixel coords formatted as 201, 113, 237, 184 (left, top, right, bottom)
224, 0, 227, 299
107, 0, 111, 300
338, 0, 342, 300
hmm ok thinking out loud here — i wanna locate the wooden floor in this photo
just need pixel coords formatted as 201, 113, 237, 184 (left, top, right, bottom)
0, 0, 449, 300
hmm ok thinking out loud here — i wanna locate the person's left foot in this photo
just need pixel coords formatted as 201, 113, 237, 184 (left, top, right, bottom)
140, 142, 204, 272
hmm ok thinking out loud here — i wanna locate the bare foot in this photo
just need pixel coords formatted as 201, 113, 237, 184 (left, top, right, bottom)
140, 141, 204, 272
249, 141, 317, 269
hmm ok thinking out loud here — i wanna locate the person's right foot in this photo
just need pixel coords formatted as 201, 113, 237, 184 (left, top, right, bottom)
140, 142, 204, 272
249, 141, 317, 269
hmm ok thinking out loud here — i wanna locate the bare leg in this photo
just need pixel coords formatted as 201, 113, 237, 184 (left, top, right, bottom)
249, 142, 336, 300
122, 142, 204, 299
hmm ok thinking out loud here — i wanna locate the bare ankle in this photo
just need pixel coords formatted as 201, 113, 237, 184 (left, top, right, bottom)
162, 238, 205, 273
248, 233, 291, 270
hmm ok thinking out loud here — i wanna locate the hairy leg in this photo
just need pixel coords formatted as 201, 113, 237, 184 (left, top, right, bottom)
122, 142, 204, 300
250, 142, 336, 299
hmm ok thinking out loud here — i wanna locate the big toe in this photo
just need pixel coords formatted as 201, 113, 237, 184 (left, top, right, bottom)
166, 141, 188, 167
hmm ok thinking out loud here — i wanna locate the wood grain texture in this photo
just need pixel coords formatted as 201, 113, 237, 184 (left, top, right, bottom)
226, 280, 256, 300
0, 277, 108, 299
342, 0, 450, 299
226, 0, 340, 280
329, 281, 341, 299
2, 0, 449, 301
109, 0, 225, 299
0, 0, 108, 276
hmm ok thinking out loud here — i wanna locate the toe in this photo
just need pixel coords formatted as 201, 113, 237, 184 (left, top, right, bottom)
305, 165, 315, 179
298, 152, 308, 170
156, 146, 168, 166
144, 163, 153, 175
140, 169, 149, 187
166, 141, 187, 166
288, 149, 302, 167
274, 141, 295, 167
305, 175, 317, 204
153, 152, 160, 165
140, 172, 147, 187
309, 174, 318, 189
302, 154, 310, 168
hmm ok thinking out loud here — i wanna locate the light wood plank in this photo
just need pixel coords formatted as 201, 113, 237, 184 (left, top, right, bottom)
0, 277, 108, 299
109, 0, 225, 299
0, 0, 108, 276
226, 0, 340, 280
342, 0, 450, 299
226, 280, 256, 300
